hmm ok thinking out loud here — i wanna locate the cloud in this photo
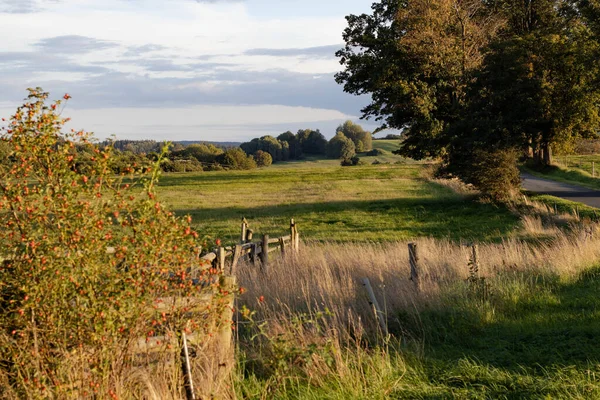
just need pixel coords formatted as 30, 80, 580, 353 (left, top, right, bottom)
0, 0, 37, 13
0, 0, 61, 14
244, 44, 342, 59
34, 35, 118, 54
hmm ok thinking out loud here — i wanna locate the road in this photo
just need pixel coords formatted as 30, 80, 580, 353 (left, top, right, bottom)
521, 173, 600, 208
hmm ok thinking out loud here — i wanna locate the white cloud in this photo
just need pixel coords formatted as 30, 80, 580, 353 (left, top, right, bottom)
0, 0, 378, 140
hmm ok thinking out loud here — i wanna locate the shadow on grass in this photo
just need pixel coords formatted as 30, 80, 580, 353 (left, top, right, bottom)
173, 196, 520, 243
406, 267, 600, 398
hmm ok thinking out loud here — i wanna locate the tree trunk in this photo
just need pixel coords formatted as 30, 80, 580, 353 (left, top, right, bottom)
542, 143, 552, 165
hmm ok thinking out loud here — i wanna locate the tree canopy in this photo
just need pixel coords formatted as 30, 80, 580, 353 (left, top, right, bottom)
336, 0, 600, 175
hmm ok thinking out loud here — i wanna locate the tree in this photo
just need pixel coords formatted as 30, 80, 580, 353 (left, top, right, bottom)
297, 129, 327, 155
327, 132, 356, 159
277, 131, 303, 159
257, 135, 283, 161
336, 0, 503, 159
217, 148, 257, 170
254, 150, 273, 167
336, 120, 373, 152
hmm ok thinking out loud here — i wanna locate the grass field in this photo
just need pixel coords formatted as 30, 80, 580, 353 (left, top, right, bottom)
157, 162, 520, 244
152, 149, 600, 399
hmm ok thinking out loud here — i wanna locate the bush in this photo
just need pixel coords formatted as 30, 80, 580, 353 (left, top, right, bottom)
254, 150, 273, 167
327, 132, 356, 159
0, 89, 225, 397
366, 148, 386, 156
217, 148, 257, 170
161, 158, 204, 172
341, 156, 364, 166
454, 148, 521, 201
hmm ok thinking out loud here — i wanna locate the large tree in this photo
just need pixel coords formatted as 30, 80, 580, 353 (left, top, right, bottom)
337, 0, 600, 169
336, 0, 502, 159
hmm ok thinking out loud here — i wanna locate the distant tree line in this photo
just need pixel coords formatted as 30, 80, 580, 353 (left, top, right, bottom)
240, 120, 373, 163
24, 120, 375, 176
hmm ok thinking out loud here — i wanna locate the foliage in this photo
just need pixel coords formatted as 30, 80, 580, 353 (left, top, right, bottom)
336, 0, 502, 159
254, 150, 273, 167
0, 89, 223, 397
296, 129, 327, 155
336, 0, 600, 188
340, 156, 364, 167
366, 148, 385, 157
217, 148, 257, 170
161, 158, 205, 172
447, 148, 521, 201
277, 131, 303, 159
171, 143, 224, 164
336, 120, 372, 152
327, 132, 356, 159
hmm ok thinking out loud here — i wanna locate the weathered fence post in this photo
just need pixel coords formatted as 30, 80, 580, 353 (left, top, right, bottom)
240, 218, 248, 244
260, 235, 269, 272
217, 246, 226, 273
290, 219, 299, 253
231, 244, 242, 275
246, 229, 254, 243
408, 243, 420, 291
216, 275, 236, 373
279, 237, 286, 255
362, 278, 389, 337
470, 244, 479, 279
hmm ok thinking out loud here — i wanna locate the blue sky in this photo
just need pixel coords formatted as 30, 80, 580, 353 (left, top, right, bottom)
0, 0, 385, 141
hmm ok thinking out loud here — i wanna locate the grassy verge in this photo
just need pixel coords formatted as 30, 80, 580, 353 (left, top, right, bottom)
525, 191, 600, 220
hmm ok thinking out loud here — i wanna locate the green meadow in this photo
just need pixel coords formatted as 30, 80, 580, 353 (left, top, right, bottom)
157, 163, 520, 244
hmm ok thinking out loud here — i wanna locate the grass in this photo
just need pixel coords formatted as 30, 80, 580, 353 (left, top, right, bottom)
522, 158, 600, 191
234, 218, 600, 398
157, 162, 521, 244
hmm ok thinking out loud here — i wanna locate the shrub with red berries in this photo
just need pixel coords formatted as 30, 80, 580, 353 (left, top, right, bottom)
0, 88, 220, 397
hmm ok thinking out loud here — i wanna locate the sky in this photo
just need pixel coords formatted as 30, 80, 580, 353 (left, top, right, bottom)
0, 0, 387, 142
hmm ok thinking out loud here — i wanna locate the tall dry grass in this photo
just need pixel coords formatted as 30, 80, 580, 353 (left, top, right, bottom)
238, 215, 600, 339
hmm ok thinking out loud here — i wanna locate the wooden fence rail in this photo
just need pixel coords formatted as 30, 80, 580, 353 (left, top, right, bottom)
197, 217, 300, 276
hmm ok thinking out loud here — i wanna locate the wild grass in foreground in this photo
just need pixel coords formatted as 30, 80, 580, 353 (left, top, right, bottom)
234, 216, 600, 399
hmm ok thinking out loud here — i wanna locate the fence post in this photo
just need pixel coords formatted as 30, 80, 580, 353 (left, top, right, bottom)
216, 275, 236, 371
260, 235, 269, 273
231, 244, 242, 275
408, 243, 419, 291
362, 278, 389, 337
246, 229, 254, 243
470, 244, 479, 279
290, 219, 299, 253
249, 243, 258, 266
217, 246, 226, 273
279, 237, 286, 255
240, 218, 248, 244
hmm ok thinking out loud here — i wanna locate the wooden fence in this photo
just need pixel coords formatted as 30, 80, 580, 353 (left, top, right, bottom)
198, 217, 300, 276
133, 217, 301, 399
